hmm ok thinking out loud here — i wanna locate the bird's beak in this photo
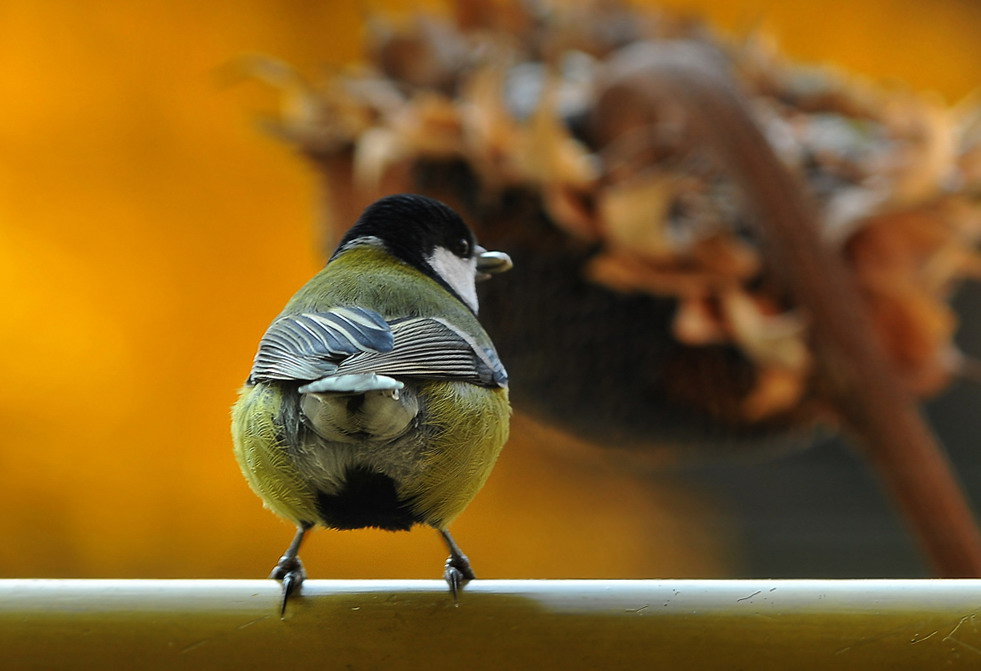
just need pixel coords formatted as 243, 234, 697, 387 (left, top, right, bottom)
476, 247, 513, 281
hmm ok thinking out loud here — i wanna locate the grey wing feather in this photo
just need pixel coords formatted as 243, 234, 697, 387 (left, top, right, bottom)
335, 317, 508, 388
250, 307, 394, 382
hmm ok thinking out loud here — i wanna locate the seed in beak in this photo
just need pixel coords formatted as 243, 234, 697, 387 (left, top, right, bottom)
476, 249, 513, 280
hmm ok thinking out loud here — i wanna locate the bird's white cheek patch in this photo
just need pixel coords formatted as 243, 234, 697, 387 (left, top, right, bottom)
427, 247, 479, 312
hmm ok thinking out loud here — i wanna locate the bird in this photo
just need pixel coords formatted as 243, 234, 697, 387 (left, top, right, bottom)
231, 193, 513, 614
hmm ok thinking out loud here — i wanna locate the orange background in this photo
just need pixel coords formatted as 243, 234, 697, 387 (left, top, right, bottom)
1, 0, 979, 581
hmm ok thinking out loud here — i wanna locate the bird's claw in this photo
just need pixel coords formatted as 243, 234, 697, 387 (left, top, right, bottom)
443, 554, 476, 602
270, 555, 306, 617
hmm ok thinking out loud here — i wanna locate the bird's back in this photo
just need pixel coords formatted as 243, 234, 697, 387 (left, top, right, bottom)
232, 245, 509, 530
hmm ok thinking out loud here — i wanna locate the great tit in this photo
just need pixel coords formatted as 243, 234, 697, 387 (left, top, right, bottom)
231, 193, 512, 612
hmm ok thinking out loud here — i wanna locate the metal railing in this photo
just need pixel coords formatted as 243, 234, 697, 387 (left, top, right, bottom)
3, 579, 980, 669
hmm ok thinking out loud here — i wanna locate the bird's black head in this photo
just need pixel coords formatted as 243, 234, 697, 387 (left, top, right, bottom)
336, 193, 477, 265
333, 194, 488, 311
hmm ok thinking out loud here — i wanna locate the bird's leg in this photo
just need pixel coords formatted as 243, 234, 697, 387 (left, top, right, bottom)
269, 523, 311, 616
438, 528, 475, 600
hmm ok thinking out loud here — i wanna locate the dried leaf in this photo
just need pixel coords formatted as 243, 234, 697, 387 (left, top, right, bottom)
460, 65, 521, 188
452, 0, 536, 35
588, 250, 734, 296
690, 234, 760, 280
878, 94, 956, 205
544, 185, 600, 240
862, 279, 955, 394
599, 175, 681, 258
719, 288, 811, 373
353, 127, 405, 191
741, 366, 808, 421
369, 14, 469, 91
673, 294, 727, 345
511, 78, 600, 188
393, 92, 463, 157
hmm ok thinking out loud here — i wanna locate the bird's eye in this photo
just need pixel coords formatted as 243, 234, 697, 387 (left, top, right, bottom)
458, 238, 471, 257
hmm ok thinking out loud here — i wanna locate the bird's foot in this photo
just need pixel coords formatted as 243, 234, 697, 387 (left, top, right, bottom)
269, 555, 306, 617
443, 553, 476, 602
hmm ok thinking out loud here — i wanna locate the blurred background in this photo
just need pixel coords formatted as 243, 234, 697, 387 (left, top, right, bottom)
2, 0, 980, 582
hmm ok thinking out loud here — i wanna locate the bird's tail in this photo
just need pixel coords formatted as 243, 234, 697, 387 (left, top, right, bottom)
299, 374, 417, 443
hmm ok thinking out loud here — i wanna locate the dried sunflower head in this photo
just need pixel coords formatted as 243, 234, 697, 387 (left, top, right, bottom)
253, 0, 981, 460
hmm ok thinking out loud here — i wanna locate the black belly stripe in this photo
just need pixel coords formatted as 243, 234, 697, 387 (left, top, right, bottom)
315, 466, 421, 531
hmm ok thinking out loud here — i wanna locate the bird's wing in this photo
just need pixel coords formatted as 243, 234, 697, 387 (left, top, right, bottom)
334, 317, 508, 388
249, 307, 394, 382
